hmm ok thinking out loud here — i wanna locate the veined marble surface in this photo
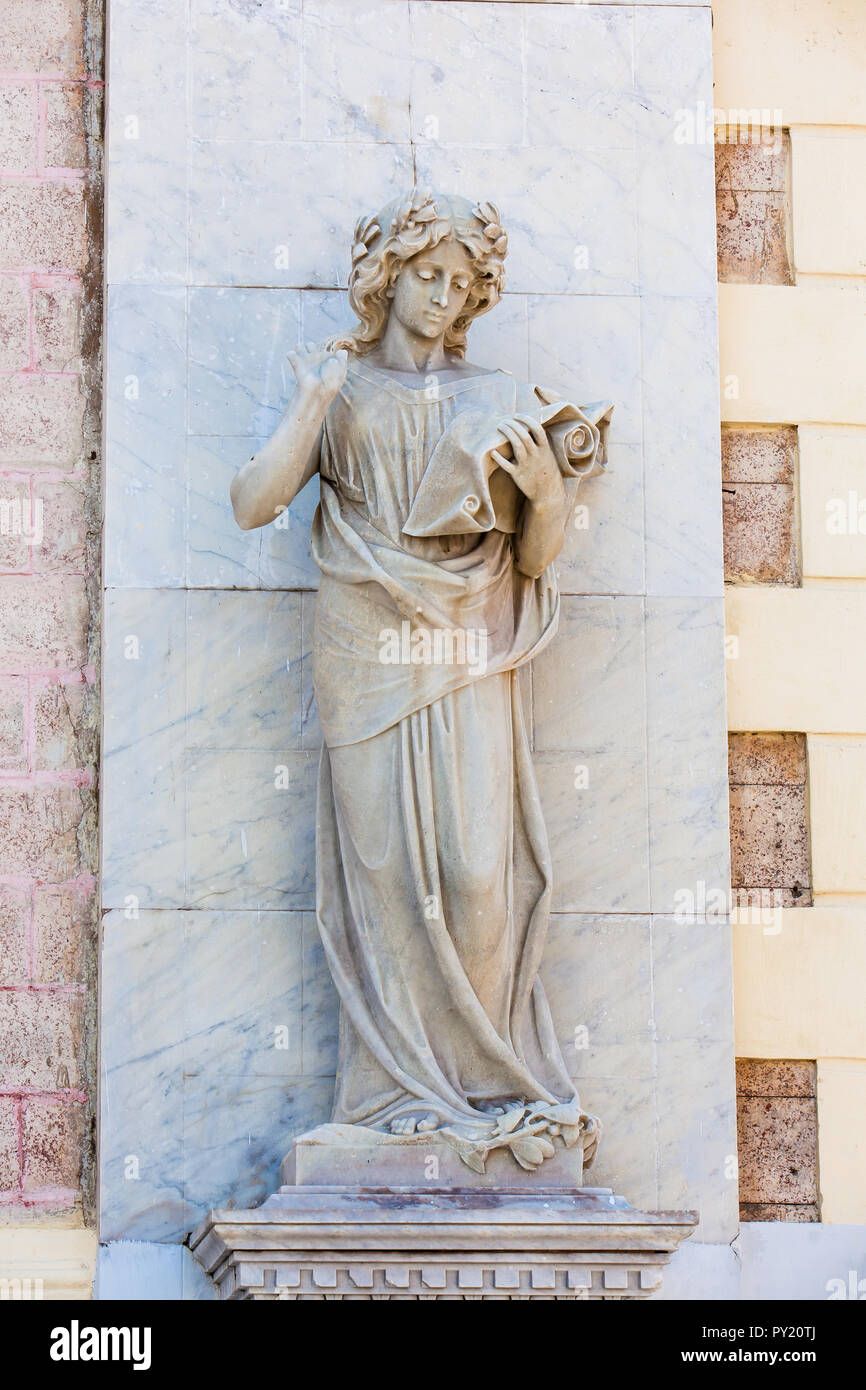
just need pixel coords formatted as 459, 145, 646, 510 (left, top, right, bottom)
102, 0, 733, 1253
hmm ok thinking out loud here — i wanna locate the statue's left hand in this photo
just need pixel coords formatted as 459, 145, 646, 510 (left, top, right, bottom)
491, 414, 565, 508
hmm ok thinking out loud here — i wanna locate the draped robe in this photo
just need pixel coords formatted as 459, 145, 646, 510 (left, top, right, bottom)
309, 357, 606, 1164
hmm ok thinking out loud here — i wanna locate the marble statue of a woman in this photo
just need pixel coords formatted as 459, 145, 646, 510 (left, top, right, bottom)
231, 189, 610, 1178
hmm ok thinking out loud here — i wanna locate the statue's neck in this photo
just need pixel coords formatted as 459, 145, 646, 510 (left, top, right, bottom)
374, 317, 449, 374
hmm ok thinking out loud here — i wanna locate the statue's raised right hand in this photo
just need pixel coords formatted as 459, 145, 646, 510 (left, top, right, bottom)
287, 342, 348, 403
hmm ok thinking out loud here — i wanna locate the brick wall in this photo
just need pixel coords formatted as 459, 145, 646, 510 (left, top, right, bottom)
0, 0, 102, 1230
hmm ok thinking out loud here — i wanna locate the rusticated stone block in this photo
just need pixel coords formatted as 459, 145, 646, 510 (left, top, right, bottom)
0, 182, 88, 273
32, 679, 88, 769
736, 1096, 818, 1206
31, 479, 88, 573
728, 733, 806, 787
0, 988, 83, 1090
736, 1059, 815, 1098
0, 1096, 19, 1190
0, 374, 84, 467
33, 281, 82, 372
21, 1095, 84, 1191
716, 138, 788, 193
0, 275, 30, 368
0, 0, 85, 74
0, 477, 31, 571
736, 1060, 819, 1220
43, 85, 86, 169
33, 881, 91, 983
740, 1203, 818, 1222
0, 676, 27, 773
0, 886, 29, 984
723, 481, 798, 584
728, 733, 811, 904
721, 428, 799, 584
0, 575, 89, 669
721, 427, 797, 485
0, 786, 85, 878
729, 784, 810, 893
0, 83, 35, 172
715, 133, 792, 284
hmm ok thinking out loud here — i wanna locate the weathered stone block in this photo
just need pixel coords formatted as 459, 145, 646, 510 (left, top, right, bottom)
728, 732, 806, 787
21, 1095, 84, 1191
0, 477, 31, 570
31, 478, 88, 573
0, 786, 85, 878
0, 885, 28, 983
0, 374, 84, 466
0, 182, 88, 272
43, 84, 86, 169
32, 679, 88, 770
0, 0, 84, 74
715, 139, 788, 193
739, 1203, 818, 1223
0, 83, 36, 172
721, 426, 797, 485
729, 784, 810, 894
33, 281, 82, 371
0, 575, 89, 669
736, 1095, 818, 1205
0, 987, 83, 1090
736, 1059, 815, 1099
33, 881, 91, 984
0, 274, 30, 368
0, 1096, 19, 1190
715, 134, 792, 285
723, 482, 798, 585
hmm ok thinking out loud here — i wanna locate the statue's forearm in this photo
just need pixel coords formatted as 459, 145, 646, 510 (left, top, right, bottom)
514, 485, 568, 578
230, 385, 328, 531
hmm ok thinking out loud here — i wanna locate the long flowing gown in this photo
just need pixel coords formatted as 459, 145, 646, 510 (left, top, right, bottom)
309, 357, 595, 1165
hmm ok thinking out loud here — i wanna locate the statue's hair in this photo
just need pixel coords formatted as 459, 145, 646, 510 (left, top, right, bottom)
326, 189, 508, 359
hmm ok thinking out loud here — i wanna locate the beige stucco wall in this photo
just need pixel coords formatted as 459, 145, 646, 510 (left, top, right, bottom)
716, 0, 866, 1224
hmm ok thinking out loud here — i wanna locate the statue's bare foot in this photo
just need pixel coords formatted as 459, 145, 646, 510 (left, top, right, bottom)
389, 1112, 438, 1136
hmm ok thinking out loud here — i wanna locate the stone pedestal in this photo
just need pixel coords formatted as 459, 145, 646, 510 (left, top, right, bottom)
282, 1123, 586, 1189
190, 1186, 698, 1301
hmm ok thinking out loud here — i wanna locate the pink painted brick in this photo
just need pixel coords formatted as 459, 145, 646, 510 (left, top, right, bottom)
0, 676, 27, 773
0, 987, 82, 1089
0, 1096, 19, 1191
0, 0, 85, 76
0, 374, 84, 467
43, 84, 86, 169
0, 786, 85, 879
0, 181, 88, 273
0, 574, 89, 669
21, 1094, 83, 1191
0, 886, 29, 984
0, 275, 30, 369
0, 477, 31, 571
31, 478, 88, 573
0, 83, 36, 172
33, 881, 90, 984
32, 677, 88, 768
33, 281, 81, 371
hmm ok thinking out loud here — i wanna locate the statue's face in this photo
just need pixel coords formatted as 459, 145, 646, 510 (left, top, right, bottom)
389, 237, 474, 341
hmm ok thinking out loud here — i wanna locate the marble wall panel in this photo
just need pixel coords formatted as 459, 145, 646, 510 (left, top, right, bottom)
645, 597, 731, 914
102, 591, 186, 909
187, 141, 415, 287
101, 909, 334, 1243
106, 0, 187, 283
104, 287, 187, 588
103, 0, 732, 1254
190, 0, 303, 143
